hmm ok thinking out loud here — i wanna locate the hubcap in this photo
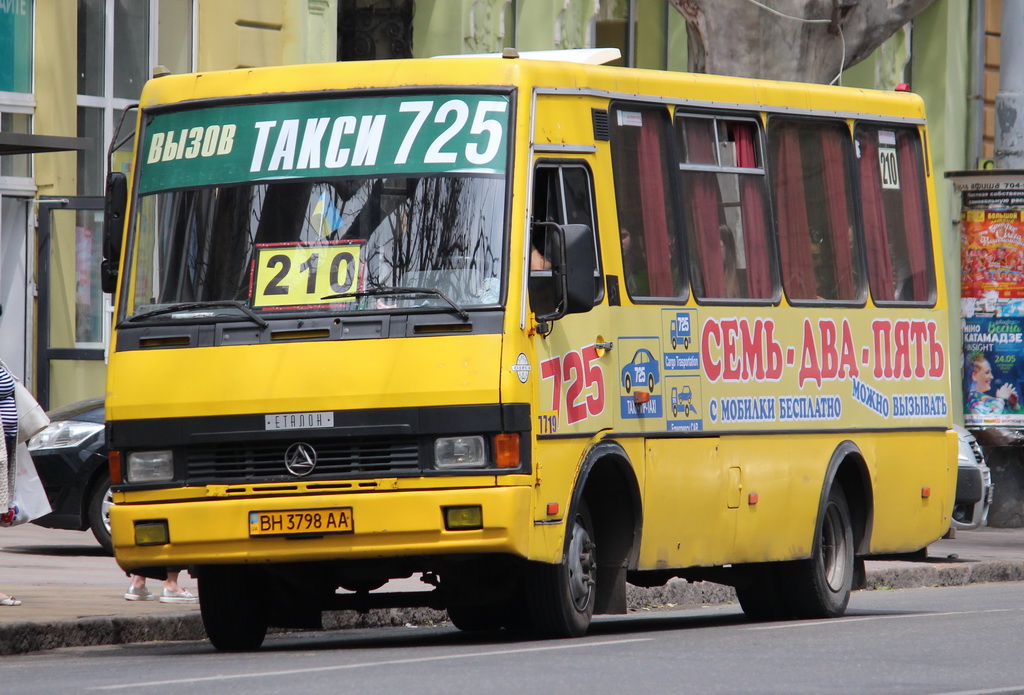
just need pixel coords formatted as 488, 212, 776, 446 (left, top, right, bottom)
821, 502, 848, 592
102, 488, 113, 535
567, 514, 596, 611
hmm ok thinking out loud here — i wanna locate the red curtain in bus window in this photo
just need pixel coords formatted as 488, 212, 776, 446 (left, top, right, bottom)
774, 126, 815, 299
734, 124, 771, 298
857, 132, 894, 301
685, 124, 724, 297
896, 132, 929, 299
820, 128, 854, 298
637, 118, 675, 296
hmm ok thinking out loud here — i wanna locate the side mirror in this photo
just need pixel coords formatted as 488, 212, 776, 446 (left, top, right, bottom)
529, 222, 597, 328
561, 223, 598, 314
101, 171, 127, 294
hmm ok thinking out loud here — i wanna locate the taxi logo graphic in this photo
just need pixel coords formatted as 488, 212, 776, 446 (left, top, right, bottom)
621, 348, 660, 393
285, 442, 318, 477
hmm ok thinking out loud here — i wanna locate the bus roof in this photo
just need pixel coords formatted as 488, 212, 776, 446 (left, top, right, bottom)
138, 52, 926, 123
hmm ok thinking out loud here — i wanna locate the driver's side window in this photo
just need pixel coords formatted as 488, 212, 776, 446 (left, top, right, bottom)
530, 163, 601, 300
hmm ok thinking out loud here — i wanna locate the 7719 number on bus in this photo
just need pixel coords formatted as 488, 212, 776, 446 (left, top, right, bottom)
249, 507, 354, 536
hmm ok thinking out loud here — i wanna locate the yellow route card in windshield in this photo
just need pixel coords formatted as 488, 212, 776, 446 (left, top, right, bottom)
251, 241, 362, 308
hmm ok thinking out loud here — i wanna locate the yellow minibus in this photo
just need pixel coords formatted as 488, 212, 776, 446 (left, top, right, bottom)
103, 49, 956, 650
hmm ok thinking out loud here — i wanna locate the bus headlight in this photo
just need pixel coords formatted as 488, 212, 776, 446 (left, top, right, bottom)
127, 450, 175, 482
434, 436, 486, 469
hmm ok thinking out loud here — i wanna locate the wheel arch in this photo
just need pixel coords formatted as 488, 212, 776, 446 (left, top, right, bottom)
567, 439, 642, 613
820, 440, 873, 557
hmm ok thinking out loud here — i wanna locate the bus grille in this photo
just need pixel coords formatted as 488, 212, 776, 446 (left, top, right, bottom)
185, 437, 421, 481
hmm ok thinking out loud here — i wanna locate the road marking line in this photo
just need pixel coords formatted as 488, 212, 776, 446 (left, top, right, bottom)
87, 637, 655, 690
744, 608, 1015, 630
933, 688, 1024, 695
933, 687, 1024, 691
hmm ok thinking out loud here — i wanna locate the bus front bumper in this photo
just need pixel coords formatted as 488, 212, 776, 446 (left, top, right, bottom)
110, 485, 534, 571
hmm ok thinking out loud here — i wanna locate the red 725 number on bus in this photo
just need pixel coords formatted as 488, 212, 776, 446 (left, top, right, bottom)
540, 345, 605, 426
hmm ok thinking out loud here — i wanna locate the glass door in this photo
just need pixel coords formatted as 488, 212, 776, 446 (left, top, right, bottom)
0, 196, 30, 381
37, 197, 107, 409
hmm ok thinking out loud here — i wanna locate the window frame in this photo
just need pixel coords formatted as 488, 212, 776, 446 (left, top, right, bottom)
608, 101, 689, 304
675, 109, 777, 306
852, 121, 936, 307
765, 114, 868, 308
529, 158, 604, 306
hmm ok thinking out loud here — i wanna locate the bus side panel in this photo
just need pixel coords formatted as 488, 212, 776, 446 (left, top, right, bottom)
866, 429, 958, 555
643, 435, 821, 569
642, 429, 955, 571
641, 437, 735, 569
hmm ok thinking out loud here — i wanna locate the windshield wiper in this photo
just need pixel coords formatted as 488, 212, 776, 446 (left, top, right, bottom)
126, 300, 269, 328
323, 286, 469, 321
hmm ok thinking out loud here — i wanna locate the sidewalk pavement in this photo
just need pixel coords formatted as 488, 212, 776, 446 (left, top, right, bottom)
1, 523, 1023, 655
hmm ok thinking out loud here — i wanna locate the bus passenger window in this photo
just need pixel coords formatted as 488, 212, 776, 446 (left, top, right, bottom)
854, 125, 933, 304
609, 105, 685, 300
768, 119, 863, 302
676, 114, 773, 302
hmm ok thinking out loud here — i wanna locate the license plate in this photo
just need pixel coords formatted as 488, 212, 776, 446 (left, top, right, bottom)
248, 508, 353, 536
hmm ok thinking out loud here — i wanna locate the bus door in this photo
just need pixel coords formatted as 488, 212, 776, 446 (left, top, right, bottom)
529, 160, 612, 440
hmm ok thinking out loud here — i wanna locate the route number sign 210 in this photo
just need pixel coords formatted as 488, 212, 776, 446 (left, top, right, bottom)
252, 242, 362, 307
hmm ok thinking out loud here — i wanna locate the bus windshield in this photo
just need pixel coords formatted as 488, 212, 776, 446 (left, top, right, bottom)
122, 92, 510, 321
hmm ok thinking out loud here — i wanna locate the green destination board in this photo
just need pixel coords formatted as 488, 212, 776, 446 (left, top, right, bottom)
139, 93, 510, 194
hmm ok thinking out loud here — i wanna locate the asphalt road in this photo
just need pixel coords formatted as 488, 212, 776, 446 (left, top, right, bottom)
3, 580, 1024, 695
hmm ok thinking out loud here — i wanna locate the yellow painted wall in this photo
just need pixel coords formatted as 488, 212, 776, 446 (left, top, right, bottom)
198, 0, 336, 71
33, 0, 77, 198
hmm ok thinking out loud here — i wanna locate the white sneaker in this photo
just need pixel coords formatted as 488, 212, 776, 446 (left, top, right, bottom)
124, 585, 156, 601
159, 588, 198, 604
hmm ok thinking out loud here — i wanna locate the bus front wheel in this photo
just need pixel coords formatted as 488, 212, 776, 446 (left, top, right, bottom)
782, 485, 854, 619
447, 603, 508, 632
199, 566, 268, 651
526, 500, 597, 638
735, 565, 789, 621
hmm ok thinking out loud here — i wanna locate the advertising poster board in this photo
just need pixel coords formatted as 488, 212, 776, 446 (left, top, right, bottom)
951, 171, 1024, 428
963, 315, 1024, 427
961, 209, 1024, 299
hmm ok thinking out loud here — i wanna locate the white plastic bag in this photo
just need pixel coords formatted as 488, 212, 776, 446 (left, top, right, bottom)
0, 445, 51, 527
14, 380, 48, 444
0, 357, 49, 444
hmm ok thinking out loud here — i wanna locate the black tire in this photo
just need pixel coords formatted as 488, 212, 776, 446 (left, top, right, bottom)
86, 472, 113, 555
735, 566, 789, 622
199, 566, 268, 651
624, 374, 632, 394
647, 373, 655, 391
527, 500, 597, 638
781, 485, 854, 619
447, 603, 507, 633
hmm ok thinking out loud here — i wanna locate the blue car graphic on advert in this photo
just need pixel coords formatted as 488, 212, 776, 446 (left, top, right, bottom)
622, 348, 660, 393
671, 385, 697, 418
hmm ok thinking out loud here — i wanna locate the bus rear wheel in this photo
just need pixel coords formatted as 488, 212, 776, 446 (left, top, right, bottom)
199, 566, 268, 651
781, 485, 854, 619
526, 500, 597, 638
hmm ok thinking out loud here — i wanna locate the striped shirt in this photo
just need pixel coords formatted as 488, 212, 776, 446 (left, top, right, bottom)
0, 366, 16, 438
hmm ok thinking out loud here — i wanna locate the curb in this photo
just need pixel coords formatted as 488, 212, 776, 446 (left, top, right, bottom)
2, 560, 1022, 656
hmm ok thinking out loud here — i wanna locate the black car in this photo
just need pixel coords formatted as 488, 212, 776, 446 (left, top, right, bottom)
27, 398, 112, 554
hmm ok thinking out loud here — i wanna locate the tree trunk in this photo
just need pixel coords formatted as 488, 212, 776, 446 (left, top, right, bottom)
670, 0, 936, 84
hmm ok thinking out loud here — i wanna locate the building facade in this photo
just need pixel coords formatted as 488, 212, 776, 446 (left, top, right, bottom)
0, 0, 997, 412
